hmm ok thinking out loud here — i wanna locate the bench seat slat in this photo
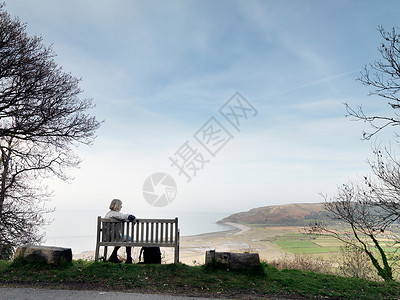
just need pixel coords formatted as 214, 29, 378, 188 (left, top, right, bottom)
100, 218, 176, 223
98, 242, 177, 247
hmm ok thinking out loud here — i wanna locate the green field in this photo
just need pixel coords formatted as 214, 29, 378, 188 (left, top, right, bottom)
269, 232, 343, 255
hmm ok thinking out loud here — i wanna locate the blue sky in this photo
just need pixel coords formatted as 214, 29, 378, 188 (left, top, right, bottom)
4, 1, 400, 243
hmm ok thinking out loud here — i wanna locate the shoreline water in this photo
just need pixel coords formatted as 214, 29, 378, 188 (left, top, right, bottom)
181, 222, 251, 241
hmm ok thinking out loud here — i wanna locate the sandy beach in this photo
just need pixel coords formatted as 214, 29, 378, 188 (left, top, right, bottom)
74, 222, 287, 265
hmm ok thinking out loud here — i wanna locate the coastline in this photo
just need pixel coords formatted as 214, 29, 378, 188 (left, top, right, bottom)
181, 222, 251, 241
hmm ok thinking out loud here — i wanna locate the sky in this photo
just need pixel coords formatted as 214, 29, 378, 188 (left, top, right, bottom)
4, 0, 400, 248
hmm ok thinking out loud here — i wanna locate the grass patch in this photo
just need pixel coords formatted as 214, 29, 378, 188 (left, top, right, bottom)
0, 259, 399, 299
271, 234, 342, 254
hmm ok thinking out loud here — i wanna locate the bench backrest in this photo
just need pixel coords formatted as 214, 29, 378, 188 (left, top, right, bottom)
97, 217, 179, 247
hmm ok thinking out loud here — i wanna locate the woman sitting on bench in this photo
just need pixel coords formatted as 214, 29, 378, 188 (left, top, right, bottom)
105, 198, 136, 264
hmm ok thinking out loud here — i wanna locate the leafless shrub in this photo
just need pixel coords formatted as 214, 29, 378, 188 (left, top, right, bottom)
269, 253, 333, 274
336, 245, 382, 281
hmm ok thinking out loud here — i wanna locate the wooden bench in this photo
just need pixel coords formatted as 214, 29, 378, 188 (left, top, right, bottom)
95, 217, 180, 263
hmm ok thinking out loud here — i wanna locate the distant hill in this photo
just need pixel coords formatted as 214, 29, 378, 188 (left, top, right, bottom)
218, 203, 336, 226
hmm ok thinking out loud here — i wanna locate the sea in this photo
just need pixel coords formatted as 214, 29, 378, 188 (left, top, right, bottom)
43, 210, 234, 255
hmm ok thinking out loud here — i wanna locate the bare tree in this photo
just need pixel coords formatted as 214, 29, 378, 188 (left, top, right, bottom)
319, 26, 400, 280
0, 4, 101, 255
346, 26, 400, 139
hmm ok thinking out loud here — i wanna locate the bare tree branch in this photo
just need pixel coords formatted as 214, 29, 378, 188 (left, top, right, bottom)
347, 26, 400, 139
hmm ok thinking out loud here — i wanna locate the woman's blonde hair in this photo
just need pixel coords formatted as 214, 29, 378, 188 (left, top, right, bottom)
109, 199, 122, 211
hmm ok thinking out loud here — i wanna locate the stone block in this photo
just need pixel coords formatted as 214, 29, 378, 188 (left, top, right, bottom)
14, 245, 72, 266
205, 250, 260, 269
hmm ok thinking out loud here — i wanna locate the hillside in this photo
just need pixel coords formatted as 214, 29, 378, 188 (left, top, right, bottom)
219, 202, 335, 226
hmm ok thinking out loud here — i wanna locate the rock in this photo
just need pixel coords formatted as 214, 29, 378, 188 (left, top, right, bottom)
205, 250, 260, 269
14, 245, 72, 266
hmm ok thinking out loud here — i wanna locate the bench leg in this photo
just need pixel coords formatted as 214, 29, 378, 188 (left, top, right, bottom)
174, 244, 179, 264
104, 246, 108, 262
95, 244, 100, 261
